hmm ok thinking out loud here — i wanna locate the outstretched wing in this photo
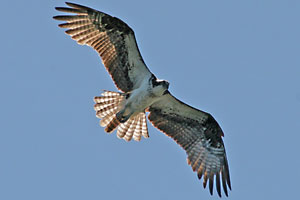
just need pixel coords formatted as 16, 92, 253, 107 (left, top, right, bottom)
53, 2, 152, 92
148, 92, 231, 197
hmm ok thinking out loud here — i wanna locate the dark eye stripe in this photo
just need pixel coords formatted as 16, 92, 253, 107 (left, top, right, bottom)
150, 74, 160, 87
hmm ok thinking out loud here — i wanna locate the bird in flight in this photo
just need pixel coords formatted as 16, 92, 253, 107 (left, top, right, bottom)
54, 2, 231, 197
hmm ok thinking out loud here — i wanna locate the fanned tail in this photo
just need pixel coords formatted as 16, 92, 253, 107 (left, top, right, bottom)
94, 90, 124, 133
94, 90, 149, 141
117, 112, 149, 141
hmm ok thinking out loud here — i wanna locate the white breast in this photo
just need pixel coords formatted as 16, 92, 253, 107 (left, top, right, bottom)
124, 76, 160, 116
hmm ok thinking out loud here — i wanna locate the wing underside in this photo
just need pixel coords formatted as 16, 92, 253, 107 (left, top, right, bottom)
54, 2, 152, 92
148, 93, 231, 197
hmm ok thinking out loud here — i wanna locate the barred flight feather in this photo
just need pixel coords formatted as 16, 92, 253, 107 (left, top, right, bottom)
58, 20, 90, 28
53, 15, 88, 22
148, 93, 231, 197
55, 7, 87, 14
54, 2, 152, 92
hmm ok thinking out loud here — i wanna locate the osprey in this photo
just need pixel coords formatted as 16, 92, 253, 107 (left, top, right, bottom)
54, 2, 231, 197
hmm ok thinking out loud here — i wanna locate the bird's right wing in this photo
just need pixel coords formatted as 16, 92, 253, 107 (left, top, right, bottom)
54, 2, 152, 92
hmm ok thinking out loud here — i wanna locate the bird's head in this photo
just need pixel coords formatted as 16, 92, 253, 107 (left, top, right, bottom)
150, 74, 169, 96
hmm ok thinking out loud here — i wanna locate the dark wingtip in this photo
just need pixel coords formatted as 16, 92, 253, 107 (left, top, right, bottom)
65, 2, 79, 8
203, 175, 208, 189
65, 2, 75, 6
55, 7, 68, 11
216, 173, 221, 197
65, 2, 91, 10
209, 177, 214, 196
224, 191, 228, 197
218, 191, 222, 198
225, 159, 232, 191
222, 169, 228, 197
52, 15, 68, 21
228, 181, 232, 191
227, 173, 232, 191
57, 23, 66, 28
197, 171, 203, 180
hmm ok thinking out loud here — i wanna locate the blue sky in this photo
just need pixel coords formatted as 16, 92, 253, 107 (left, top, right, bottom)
1, 0, 300, 199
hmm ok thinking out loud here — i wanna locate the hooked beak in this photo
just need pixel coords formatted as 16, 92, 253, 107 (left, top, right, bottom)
164, 81, 169, 89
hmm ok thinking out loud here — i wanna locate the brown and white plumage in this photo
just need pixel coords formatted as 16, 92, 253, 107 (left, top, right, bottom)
53, 2, 151, 93
54, 2, 231, 197
93, 91, 149, 141
148, 92, 231, 196
117, 112, 148, 141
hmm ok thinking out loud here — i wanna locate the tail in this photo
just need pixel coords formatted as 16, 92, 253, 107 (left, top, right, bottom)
94, 90, 149, 141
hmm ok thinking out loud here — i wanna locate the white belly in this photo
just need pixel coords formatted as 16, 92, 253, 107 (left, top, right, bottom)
122, 82, 160, 117
120, 75, 167, 120
125, 89, 157, 115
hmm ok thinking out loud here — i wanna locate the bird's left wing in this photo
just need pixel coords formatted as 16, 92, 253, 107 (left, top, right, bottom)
53, 2, 152, 92
148, 92, 231, 197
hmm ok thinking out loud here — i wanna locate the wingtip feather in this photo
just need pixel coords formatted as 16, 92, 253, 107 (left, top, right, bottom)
216, 173, 221, 197
222, 169, 229, 197
65, 2, 91, 10
55, 7, 87, 14
209, 176, 214, 195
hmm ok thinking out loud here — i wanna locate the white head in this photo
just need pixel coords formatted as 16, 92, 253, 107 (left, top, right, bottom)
149, 74, 169, 96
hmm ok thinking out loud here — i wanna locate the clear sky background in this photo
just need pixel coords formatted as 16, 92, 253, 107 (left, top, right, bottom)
1, 0, 299, 199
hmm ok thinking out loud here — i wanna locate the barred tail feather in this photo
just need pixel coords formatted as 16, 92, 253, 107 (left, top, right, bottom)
105, 117, 120, 133
117, 118, 133, 139
141, 114, 149, 138
123, 118, 135, 142
94, 90, 149, 141
134, 113, 149, 141
94, 91, 124, 131
133, 114, 142, 141
100, 112, 116, 127
117, 112, 149, 141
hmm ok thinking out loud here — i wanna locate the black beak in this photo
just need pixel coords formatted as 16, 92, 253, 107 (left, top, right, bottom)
164, 81, 169, 89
